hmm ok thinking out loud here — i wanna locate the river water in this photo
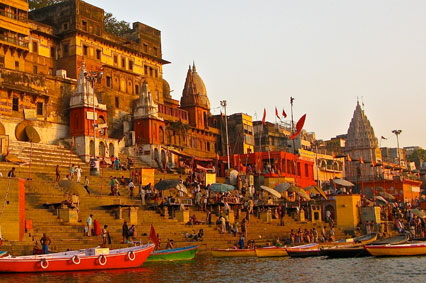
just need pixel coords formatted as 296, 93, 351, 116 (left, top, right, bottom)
0, 255, 425, 282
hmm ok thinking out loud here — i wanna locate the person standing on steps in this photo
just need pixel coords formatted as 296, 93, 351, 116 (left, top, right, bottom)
7, 167, 16, 178
101, 225, 110, 247
40, 233, 51, 254
86, 214, 93, 236
83, 176, 90, 195
75, 165, 82, 183
128, 180, 135, 199
122, 221, 129, 243
69, 164, 75, 180
56, 165, 60, 182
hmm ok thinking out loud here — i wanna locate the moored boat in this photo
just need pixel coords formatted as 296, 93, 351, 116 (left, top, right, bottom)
0, 244, 154, 273
286, 243, 321, 258
211, 248, 256, 257
146, 245, 198, 262
0, 251, 7, 258
255, 246, 288, 257
320, 246, 369, 258
365, 242, 426, 257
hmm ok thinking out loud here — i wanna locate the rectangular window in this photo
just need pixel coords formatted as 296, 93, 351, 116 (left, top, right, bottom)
63, 23, 69, 31
33, 65, 37, 74
96, 49, 101, 60
0, 56, 4, 68
63, 44, 69, 56
83, 45, 88, 56
48, 68, 54, 76
32, 41, 38, 54
153, 47, 158, 56
50, 47, 56, 58
14, 61, 19, 70
135, 84, 139, 94
121, 57, 126, 69
115, 96, 119, 108
149, 67, 153, 76
37, 102, 43, 115
129, 60, 133, 71
114, 55, 118, 64
106, 76, 112, 87
144, 65, 148, 75
12, 97, 19, 112
82, 20, 87, 31
155, 69, 158, 78
143, 44, 148, 52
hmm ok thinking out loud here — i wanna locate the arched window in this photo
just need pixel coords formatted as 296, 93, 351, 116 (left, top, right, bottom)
159, 126, 164, 144
90, 140, 95, 157
109, 143, 115, 157
99, 141, 105, 158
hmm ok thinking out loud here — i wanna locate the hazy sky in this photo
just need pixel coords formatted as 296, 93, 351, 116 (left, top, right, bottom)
90, 0, 426, 148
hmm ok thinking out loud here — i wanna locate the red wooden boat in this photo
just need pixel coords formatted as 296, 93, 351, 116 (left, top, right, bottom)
0, 244, 154, 273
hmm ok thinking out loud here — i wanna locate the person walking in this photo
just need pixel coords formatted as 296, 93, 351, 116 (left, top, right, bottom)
40, 233, 51, 254
55, 165, 60, 182
83, 176, 90, 195
128, 180, 135, 199
75, 166, 82, 183
86, 214, 93, 236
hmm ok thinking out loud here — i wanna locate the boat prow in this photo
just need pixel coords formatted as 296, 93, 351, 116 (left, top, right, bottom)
365, 242, 426, 257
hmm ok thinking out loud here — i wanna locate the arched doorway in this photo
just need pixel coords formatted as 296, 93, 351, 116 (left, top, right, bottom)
161, 149, 166, 168
99, 142, 105, 158
154, 148, 159, 162
109, 143, 115, 157
90, 140, 95, 157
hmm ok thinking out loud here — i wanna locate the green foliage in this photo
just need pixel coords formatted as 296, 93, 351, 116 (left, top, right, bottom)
407, 149, 426, 168
104, 12, 131, 36
28, 0, 64, 10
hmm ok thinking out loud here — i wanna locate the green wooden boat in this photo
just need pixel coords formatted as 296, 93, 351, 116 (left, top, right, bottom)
146, 245, 198, 262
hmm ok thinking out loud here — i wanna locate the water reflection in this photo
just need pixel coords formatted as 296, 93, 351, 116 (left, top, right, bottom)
1, 256, 426, 282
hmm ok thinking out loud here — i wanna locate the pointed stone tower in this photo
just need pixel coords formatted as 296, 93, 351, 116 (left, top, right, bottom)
344, 101, 382, 182
180, 63, 210, 129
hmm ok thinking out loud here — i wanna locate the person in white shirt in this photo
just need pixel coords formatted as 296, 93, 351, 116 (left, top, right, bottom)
75, 166, 82, 183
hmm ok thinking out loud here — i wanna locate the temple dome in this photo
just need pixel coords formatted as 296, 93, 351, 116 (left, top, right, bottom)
180, 63, 210, 110
163, 79, 171, 99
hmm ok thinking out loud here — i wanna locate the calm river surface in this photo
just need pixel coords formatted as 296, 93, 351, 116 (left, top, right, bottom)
0, 256, 425, 282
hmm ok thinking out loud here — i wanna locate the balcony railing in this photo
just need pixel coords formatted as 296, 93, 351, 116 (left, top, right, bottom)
0, 34, 28, 48
0, 10, 27, 21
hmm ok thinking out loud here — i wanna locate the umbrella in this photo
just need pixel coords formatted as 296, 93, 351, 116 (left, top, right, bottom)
295, 190, 311, 201
274, 183, 292, 193
154, 179, 182, 190
175, 183, 188, 194
304, 185, 328, 200
373, 196, 388, 204
379, 191, 395, 201
411, 209, 426, 219
260, 186, 281, 198
333, 178, 355, 187
210, 183, 235, 193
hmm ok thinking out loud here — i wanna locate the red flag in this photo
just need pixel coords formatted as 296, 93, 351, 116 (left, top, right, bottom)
381, 136, 387, 140
220, 111, 224, 120
290, 114, 306, 140
149, 224, 160, 247
359, 156, 364, 164
282, 109, 287, 118
262, 108, 266, 125
372, 160, 376, 167
275, 107, 280, 119
347, 154, 352, 162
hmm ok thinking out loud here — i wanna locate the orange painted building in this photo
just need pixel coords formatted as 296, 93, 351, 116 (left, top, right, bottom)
363, 177, 422, 203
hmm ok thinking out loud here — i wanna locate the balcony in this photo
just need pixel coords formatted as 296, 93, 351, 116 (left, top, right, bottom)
158, 103, 188, 121
0, 10, 27, 21
0, 34, 28, 48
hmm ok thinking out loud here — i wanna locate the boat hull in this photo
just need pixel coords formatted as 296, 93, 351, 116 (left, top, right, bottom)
146, 246, 198, 262
287, 249, 321, 258
0, 245, 154, 273
255, 247, 288, 257
365, 243, 426, 257
321, 246, 369, 258
211, 249, 256, 257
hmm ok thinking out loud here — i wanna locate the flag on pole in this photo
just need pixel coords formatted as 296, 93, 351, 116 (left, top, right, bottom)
290, 114, 306, 140
372, 160, 376, 167
359, 156, 364, 164
275, 107, 280, 119
149, 224, 160, 247
282, 109, 287, 118
347, 154, 352, 162
381, 136, 387, 140
262, 108, 266, 125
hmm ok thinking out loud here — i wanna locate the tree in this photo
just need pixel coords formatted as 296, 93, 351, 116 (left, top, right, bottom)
407, 149, 426, 169
104, 12, 131, 37
29, 0, 64, 10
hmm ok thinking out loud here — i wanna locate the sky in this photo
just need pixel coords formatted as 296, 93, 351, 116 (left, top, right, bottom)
90, 0, 426, 149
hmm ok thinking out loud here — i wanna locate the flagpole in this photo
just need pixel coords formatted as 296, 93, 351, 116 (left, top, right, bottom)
290, 97, 297, 186
220, 100, 230, 170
